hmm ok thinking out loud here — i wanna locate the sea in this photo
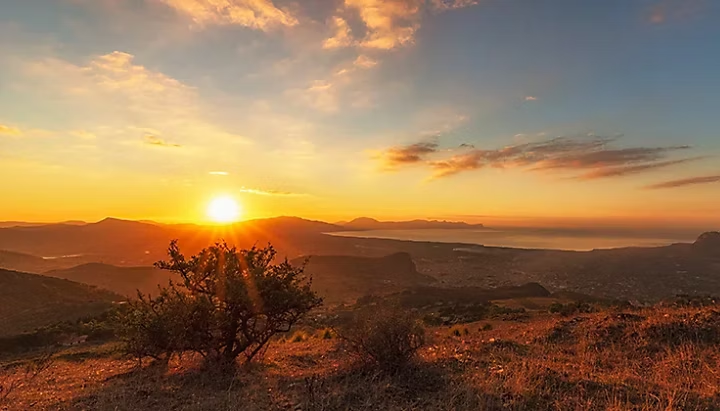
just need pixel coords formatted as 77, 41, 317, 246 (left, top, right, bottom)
326, 228, 702, 251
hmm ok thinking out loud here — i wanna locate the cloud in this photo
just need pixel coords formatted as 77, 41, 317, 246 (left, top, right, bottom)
0, 124, 21, 136
354, 54, 378, 68
379, 135, 698, 179
645, 175, 720, 190
574, 158, 702, 180
430, 0, 479, 10
323, 16, 355, 49
239, 187, 307, 196
209, 171, 229, 175
287, 80, 340, 113
345, 0, 422, 50
24, 51, 247, 147
144, 135, 182, 147
70, 130, 97, 140
340, 0, 478, 50
157, 0, 298, 30
381, 141, 439, 169
647, 0, 706, 24
524, 96, 537, 101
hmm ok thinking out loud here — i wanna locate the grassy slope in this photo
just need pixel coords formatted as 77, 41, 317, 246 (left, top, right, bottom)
44, 263, 175, 298
3, 304, 720, 410
0, 269, 120, 337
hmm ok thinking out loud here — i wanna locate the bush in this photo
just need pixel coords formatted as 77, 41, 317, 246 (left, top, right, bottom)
339, 306, 425, 372
549, 301, 594, 317
119, 241, 322, 365
449, 325, 469, 337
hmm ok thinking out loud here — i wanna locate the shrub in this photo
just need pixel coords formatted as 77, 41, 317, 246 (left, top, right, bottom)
449, 325, 469, 337
339, 306, 425, 372
119, 241, 322, 365
642, 309, 720, 348
549, 301, 594, 317
320, 328, 334, 339
291, 331, 309, 343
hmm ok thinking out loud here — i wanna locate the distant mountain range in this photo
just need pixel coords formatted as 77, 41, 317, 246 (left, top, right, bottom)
338, 217, 484, 231
0, 217, 718, 303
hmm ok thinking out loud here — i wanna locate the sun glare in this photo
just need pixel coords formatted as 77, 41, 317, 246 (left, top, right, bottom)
207, 196, 241, 224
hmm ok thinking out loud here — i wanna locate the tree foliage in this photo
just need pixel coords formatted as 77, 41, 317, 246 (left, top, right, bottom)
120, 241, 322, 365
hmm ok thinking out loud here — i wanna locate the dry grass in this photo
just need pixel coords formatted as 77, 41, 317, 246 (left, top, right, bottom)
2, 305, 720, 410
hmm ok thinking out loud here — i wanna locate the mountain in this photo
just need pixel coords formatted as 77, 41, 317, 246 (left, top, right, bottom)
0, 249, 87, 273
694, 231, 720, 254
296, 252, 436, 303
0, 268, 120, 336
341, 217, 484, 231
0, 217, 345, 266
0, 220, 86, 228
239, 216, 343, 233
44, 263, 175, 297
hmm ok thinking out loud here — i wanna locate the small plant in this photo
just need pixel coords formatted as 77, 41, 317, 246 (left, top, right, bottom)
338, 306, 425, 372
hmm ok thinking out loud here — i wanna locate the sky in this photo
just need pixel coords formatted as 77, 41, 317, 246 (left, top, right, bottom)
0, 0, 719, 227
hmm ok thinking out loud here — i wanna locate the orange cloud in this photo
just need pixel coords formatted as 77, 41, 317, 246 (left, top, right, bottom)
381, 141, 439, 169
323, 16, 355, 49
158, 0, 298, 30
239, 187, 307, 196
646, 175, 720, 189
332, 0, 477, 50
287, 80, 340, 113
345, 0, 422, 50
144, 135, 182, 147
353, 54, 378, 68
0, 124, 21, 136
25, 51, 247, 146
381, 136, 700, 180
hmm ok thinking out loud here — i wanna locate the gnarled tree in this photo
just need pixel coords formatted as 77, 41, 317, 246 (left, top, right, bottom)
120, 240, 322, 365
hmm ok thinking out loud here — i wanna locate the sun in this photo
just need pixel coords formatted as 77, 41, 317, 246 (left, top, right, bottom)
207, 196, 242, 224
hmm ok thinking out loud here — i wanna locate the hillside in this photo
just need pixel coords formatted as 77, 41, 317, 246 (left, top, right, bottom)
0, 249, 87, 273
44, 263, 175, 298
3, 301, 720, 410
298, 253, 436, 302
0, 269, 120, 337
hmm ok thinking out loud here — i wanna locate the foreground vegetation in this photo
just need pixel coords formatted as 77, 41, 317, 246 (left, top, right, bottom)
3, 299, 720, 410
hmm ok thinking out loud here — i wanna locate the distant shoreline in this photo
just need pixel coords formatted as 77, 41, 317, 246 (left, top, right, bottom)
326, 228, 696, 252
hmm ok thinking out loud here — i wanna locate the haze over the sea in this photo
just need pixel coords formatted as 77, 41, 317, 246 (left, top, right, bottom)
329, 227, 701, 251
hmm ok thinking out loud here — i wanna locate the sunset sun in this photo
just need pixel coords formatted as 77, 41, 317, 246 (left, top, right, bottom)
207, 196, 241, 223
